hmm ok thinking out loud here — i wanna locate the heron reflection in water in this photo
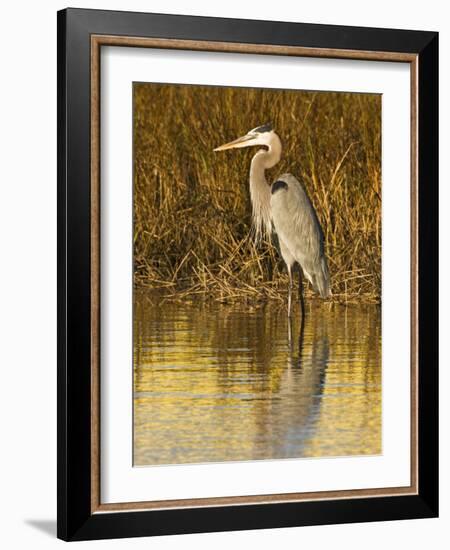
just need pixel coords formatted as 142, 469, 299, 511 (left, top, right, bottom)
268, 308, 330, 457
215, 124, 331, 318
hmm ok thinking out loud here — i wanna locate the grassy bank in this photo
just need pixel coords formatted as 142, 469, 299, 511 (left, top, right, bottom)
133, 83, 381, 304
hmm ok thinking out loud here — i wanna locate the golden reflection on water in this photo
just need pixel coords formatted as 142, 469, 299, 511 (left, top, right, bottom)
133, 296, 381, 466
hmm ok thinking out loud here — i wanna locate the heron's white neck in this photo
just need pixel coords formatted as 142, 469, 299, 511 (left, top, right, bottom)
249, 133, 282, 242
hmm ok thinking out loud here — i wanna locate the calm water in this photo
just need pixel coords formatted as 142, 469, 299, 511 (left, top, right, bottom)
134, 296, 381, 466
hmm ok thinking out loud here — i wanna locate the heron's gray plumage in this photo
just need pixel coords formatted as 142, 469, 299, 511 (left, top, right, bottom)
270, 174, 330, 299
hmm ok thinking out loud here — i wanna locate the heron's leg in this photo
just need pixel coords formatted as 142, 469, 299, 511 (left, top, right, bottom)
298, 267, 306, 320
297, 311, 306, 370
287, 264, 293, 318
287, 315, 293, 347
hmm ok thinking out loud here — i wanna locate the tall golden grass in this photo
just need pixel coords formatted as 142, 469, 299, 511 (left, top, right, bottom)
133, 83, 381, 303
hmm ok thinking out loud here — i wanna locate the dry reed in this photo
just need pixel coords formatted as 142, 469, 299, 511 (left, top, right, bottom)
133, 83, 381, 304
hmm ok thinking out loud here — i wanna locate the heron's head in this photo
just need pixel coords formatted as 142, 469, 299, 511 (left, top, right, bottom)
213, 123, 276, 152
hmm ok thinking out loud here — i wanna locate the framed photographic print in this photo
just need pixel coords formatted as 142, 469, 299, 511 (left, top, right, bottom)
57, 8, 438, 541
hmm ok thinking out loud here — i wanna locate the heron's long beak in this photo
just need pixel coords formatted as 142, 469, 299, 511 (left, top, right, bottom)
213, 134, 256, 151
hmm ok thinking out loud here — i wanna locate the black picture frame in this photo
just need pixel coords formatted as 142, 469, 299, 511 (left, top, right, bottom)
57, 7, 438, 541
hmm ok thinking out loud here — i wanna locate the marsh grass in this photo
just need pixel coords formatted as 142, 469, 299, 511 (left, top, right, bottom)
133, 83, 381, 304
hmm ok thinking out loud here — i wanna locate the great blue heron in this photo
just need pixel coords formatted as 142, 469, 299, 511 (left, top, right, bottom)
214, 123, 330, 317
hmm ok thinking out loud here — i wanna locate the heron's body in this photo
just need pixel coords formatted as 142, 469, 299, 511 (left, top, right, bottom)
214, 123, 330, 316
270, 174, 330, 299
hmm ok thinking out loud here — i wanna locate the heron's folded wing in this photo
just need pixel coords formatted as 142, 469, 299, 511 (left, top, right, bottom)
270, 173, 325, 268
